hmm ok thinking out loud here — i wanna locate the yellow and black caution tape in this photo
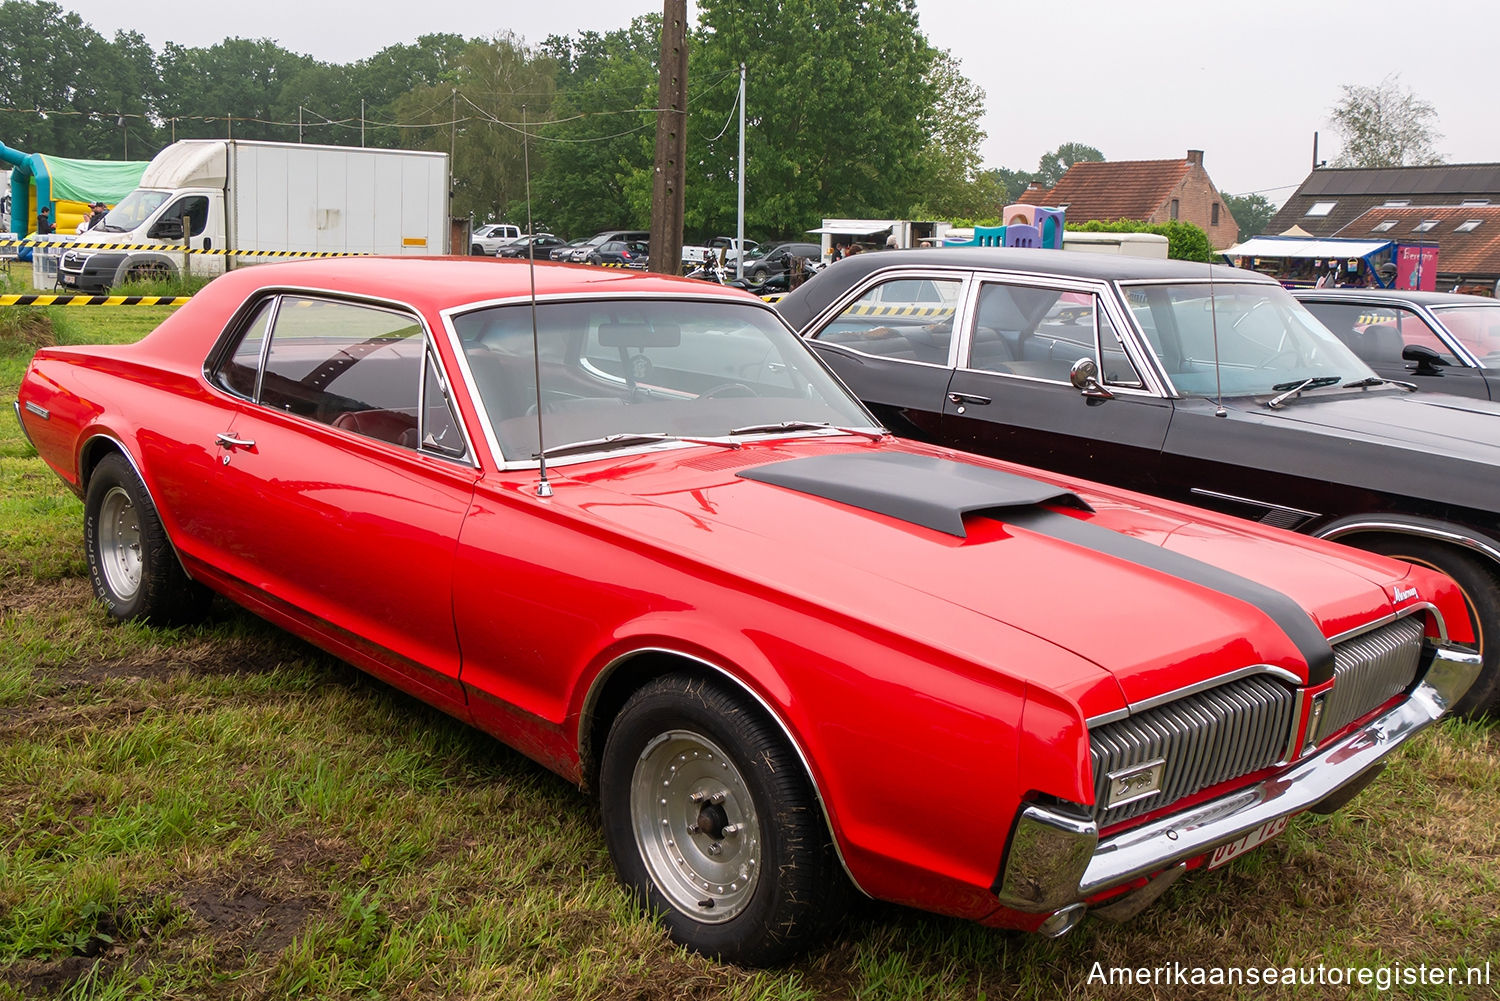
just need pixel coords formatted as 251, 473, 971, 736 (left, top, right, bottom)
845, 304, 955, 319
0, 237, 373, 258
0, 294, 192, 307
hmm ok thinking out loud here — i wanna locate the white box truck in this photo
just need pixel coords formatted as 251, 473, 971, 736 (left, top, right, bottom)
58, 139, 450, 292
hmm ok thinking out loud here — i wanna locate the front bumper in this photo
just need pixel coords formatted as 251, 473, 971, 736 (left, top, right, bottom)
997, 643, 1479, 916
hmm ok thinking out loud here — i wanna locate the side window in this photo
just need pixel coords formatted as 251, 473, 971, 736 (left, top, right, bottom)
160, 195, 209, 237
214, 298, 276, 399
1097, 309, 1144, 388
254, 296, 426, 448
810, 276, 963, 365
968, 283, 1123, 385
1302, 302, 1459, 366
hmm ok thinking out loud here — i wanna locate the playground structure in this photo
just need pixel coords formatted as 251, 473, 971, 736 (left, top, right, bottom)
0, 140, 149, 236
945, 203, 1067, 249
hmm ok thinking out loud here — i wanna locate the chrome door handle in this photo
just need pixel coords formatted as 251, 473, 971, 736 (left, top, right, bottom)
215, 432, 256, 449
948, 392, 991, 405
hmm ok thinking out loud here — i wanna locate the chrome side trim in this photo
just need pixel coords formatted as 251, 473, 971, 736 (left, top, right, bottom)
13, 400, 39, 450
1188, 487, 1320, 521
578, 646, 869, 898
1316, 519, 1500, 568
80, 433, 196, 581
1084, 664, 1302, 726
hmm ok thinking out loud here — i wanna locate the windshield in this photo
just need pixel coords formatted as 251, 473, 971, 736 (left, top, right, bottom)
452, 298, 878, 460
98, 189, 171, 233
1431, 305, 1500, 365
1123, 282, 1376, 397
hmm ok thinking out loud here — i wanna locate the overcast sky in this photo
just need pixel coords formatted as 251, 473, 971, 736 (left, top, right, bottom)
54, 0, 1496, 206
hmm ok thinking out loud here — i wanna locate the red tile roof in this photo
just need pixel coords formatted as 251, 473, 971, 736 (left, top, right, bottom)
1016, 159, 1191, 220
1335, 205, 1500, 277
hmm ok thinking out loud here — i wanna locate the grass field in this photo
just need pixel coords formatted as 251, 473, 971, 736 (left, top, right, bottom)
1, 306, 1498, 999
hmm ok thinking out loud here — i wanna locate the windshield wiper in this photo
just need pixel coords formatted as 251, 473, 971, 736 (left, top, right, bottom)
1343, 375, 1417, 392
728, 420, 886, 441
536, 432, 739, 460
1266, 376, 1342, 409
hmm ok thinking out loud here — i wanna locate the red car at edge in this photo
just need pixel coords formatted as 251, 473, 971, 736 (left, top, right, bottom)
14, 257, 1479, 963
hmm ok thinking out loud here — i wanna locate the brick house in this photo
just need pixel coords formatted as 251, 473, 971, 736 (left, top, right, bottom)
1018, 150, 1240, 250
1262, 164, 1500, 290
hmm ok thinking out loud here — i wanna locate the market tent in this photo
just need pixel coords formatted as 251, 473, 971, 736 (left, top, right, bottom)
1220, 236, 1394, 259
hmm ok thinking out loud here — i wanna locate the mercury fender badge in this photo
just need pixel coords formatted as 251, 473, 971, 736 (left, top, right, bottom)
1393, 585, 1418, 603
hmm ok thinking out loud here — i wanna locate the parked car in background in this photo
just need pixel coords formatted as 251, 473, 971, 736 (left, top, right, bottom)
778, 248, 1500, 717
587, 239, 649, 268
683, 236, 759, 267
470, 223, 522, 256
497, 233, 568, 259
744, 241, 822, 282
550, 236, 590, 262
15, 256, 1476, 963
1292, 289, 1500, 401
570, 229, 649, 263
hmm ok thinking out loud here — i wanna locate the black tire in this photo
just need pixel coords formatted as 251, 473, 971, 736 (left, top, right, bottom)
599, 674, 845, 965
84, 453, 211, 625
124, 261, 173, 283
470, 244, 485, 255
1362, 537, 1500, 717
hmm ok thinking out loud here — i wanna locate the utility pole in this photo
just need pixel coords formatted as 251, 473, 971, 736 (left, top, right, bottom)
735, 63, 745, 279
649, 0, 688, 275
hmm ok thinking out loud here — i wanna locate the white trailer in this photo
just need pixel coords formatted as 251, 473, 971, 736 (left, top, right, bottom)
59, 139, 450, 292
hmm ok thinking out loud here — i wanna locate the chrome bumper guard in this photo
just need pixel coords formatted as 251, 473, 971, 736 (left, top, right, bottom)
997, 644, 1479, 914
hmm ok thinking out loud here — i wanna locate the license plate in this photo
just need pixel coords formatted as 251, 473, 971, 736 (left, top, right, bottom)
60, 273, 75, 285
1208, 816, 1289, 869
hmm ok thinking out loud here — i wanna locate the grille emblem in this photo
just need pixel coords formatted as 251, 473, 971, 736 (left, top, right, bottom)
1105, 758, 1165, 809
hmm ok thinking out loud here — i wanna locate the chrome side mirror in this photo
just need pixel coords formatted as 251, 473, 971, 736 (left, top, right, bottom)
1069, 357, 1115, 400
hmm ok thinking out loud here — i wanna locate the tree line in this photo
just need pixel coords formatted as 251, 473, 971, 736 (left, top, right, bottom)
0, 0, 1003, 240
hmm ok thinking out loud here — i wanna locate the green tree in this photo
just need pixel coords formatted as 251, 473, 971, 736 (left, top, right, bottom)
908, 48, 992, 219
1071, 218, 1216, 262
984, 167, 1038, 205
1036, 142, 1104, 188
1222, 192, 1276, 242
1329, 73, 1443, 168
392, 33, 557, 225
158, 38, 317, 143
686, 0, 948, 238
530, 20, 659, 237
0, 0, 123, 156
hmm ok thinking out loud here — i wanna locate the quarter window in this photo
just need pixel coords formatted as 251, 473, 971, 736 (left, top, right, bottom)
811, 276, 964, 365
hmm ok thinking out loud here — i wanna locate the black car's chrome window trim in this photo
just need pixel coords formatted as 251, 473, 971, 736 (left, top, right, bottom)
1426, 304, 1498, 368
950, 273, 1169, 399
804, 268, 976, 371
437, 290, 849, 471
201, 284, 479, 470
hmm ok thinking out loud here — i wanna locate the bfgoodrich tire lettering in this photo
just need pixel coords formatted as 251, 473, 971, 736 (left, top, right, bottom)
599, 674, 845, 964
84, 452, 211, 625
1364, 537, 1500, 717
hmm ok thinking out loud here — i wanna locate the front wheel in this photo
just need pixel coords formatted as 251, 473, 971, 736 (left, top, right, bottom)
599, 675, 844, 964
1362, 537, 1500, 717
85, 453, 211, 625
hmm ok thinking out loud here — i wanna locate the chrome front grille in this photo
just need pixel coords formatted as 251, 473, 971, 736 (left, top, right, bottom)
1089, 675, 1296, 828
1317, 615, 1425, 742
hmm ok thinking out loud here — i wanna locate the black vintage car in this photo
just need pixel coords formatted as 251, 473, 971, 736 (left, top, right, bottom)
1292, 288, 1500, 401
776, 248, 1500, 716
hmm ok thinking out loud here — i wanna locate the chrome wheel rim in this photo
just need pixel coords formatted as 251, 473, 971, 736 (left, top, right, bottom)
629, 729, 761, 923
97, 485, 142, 600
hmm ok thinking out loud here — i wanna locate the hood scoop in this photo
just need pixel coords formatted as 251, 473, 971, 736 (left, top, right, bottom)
738, 452, 1091, 537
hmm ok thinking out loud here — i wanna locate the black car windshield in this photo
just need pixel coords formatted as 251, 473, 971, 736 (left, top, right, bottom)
452, 298, 879, 460
1123, 282, 1376, 397
1431, 304, 1500, 365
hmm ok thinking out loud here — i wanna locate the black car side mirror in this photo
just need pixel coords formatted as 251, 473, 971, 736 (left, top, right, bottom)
1402, 344, 1449, 376
1069, 357, 1115, 402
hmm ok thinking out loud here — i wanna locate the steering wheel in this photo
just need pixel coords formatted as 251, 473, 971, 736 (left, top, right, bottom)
700, 382, 758, 399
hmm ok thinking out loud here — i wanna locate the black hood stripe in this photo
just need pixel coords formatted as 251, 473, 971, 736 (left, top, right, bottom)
738, 452, 1335, 683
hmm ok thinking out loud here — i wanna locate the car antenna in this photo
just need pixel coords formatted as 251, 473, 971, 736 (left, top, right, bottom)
1208, 259, 1227, 418
522, 105, 553, 497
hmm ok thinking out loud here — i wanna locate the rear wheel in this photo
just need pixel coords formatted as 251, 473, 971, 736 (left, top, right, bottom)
599, 674, 845, 964
124, 261, 173, 283
85, 453, 211, 625
1362, 537, 1500, 717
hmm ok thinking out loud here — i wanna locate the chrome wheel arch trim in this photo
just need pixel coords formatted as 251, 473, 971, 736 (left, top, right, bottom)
579, 645, 869, 897
79, 432, 196, 581
1315, 517, 1500, 569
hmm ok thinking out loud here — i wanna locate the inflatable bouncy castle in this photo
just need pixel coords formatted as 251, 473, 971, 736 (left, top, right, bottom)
0, 141, 149, 236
